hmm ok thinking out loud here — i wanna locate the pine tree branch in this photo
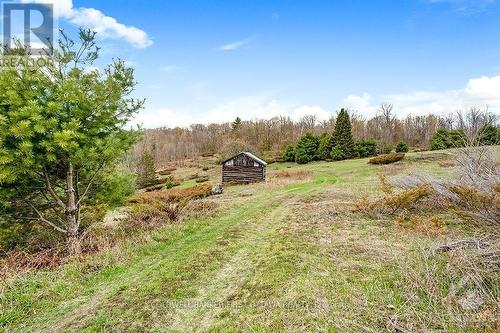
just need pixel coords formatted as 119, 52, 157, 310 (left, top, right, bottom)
42, 170, 66, 209
25, 201, 67, 234
76, 161, 106, 206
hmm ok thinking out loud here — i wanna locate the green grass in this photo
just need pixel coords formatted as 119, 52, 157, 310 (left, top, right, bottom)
1, 150, 498, 332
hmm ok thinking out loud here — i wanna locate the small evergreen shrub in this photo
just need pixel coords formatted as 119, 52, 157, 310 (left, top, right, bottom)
283, 145, 296, 162
478, 125, 499, 145
330, 145, 346, 161
429, 128, 467, 150
395, 141, 409, 153
96, 172, 136, 207
369, 153, 405, 165
376, 141, 392, 155
353, 139, 377, 158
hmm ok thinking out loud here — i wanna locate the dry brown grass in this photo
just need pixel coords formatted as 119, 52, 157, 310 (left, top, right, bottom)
128, 184, 212, 204
396, 214, 448, 236
271, 169, 313, 180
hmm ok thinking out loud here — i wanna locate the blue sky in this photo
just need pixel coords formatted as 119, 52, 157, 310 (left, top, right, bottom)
15, 0, 500, 126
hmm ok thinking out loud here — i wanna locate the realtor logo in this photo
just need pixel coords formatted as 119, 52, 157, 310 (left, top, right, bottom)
2, 2, 54, 55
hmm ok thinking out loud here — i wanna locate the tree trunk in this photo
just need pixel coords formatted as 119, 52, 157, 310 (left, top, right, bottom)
66, 162, 81, 255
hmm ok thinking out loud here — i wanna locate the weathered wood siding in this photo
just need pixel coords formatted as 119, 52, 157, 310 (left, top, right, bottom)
222, 165, 265, 183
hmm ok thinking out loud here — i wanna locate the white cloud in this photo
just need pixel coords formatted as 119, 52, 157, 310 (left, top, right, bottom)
136, 75, 500, 129
24, 0, 152, 48
134, 93, 333, 128
342, 93, 378, 115
291, 105, 331, 122
218, 36, 255, 51
343, 75, 500, 117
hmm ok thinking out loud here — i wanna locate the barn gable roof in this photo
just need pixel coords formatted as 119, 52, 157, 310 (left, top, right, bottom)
222, 152, 268, 166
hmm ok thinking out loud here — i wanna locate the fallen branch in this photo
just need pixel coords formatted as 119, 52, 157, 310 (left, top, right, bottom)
435, 238, 489, 253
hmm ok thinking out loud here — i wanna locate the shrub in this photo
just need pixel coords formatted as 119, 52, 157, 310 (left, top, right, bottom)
96, 172, 136, 207
354, 182, 433, 216
195, 176, 209, 183
330, 145, 346, 161
283, 145, 296, 162
395, 141, 409, 153
295, 148, 312, 164
429, 128, 450, 150
202, 166, 209, 171
369, 153, 405, 165
353, 139, 377, 158
375, 141, 392, 155
430, 128, 467, 150
158, 167, 177, 175
478, 124, 499, 145
382, 184, 433, 214
446, 183, 500, 226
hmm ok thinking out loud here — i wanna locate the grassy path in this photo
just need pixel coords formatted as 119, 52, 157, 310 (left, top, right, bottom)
2, 165, 338, 332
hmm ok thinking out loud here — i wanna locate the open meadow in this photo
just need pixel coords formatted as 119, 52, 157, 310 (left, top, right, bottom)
1, 148, 498, 332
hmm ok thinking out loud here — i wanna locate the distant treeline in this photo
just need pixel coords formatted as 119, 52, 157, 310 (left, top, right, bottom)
134, 105, 498, 167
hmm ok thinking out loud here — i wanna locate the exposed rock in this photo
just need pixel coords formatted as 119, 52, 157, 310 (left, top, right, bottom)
211, 183, 223, 195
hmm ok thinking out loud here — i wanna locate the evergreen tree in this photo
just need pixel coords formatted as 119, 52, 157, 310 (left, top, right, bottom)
231, 117, 242, 132
136, 150, 158, 188
395, 141, 409, 153
429, 128, 451, 150
0, 29, 143, 254
477, 125, 499, 145
316, 133, 331, 160
283, 145, 296, 162
330, 108, 354, 160
294, 132, 319, 164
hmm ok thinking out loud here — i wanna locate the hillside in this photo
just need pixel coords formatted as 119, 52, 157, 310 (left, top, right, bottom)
1, 149, 499, 332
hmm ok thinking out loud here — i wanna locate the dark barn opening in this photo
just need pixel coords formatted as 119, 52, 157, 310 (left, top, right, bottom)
222, 152, 267, 183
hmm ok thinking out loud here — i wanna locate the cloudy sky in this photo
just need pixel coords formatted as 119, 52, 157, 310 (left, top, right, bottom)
12, 0, 500, 127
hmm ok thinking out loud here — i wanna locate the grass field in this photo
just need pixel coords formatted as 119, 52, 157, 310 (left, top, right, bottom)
1, 150, 499, 332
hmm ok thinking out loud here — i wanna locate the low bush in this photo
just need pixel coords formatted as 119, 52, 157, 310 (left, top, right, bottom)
369, 153, 405, 165
163, 179, 180, 189
353, 139, 377, 158
195, 176, 209, 183
446, 183, 500, 226
95, 172, 136, 207
330, 145, 346, 161
376, 141, 392, 155
354, 176, 433, 216
157, 167, 177, 175
395, 141, 409, 153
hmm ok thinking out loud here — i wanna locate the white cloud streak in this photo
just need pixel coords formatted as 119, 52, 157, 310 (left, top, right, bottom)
24, 0, 152, 48
218, 36, 255, 51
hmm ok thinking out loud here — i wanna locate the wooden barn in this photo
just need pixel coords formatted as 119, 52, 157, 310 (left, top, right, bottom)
222, 152, 267, 183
